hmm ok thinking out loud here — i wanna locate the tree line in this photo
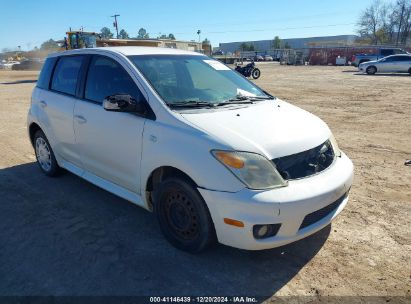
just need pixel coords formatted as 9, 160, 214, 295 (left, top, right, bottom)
357, 0, 411, 45
100, 27, 176, 40
36, 27, 177, 51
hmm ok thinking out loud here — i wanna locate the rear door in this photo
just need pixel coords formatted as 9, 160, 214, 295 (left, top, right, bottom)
396, 56, 411, 72
73, 54, 147, 193
38, 55, 86, 171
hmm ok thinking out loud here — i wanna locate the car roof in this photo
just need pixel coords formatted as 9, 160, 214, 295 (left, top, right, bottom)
47, 46, 205, 58
386, 54, 411, 57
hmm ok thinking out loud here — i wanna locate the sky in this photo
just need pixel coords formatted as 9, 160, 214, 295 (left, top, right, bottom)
0, 0, 396, 50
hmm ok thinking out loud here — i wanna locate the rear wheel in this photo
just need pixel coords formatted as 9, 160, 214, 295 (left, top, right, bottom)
154, 177, 215, 253
366, 66, 377, 75
34, 130, 60, 176
252, 68, 261, 79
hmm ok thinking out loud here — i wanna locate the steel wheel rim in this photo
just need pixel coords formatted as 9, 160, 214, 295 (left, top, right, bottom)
35, 137, 52, 172
164, 189, 199, 241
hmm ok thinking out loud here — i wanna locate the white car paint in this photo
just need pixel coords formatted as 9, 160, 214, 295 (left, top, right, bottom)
28, 47, 354, 250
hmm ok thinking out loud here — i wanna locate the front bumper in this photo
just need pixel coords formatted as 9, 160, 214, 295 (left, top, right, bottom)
199, 152, 354, 250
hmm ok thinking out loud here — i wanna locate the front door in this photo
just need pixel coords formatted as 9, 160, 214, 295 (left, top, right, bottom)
73, 55, 147, 193
378, 57, 396, 72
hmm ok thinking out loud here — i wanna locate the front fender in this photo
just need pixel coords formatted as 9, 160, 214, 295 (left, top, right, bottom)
140, 119, 246, 198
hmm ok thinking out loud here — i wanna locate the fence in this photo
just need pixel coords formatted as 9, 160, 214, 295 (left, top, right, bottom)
237, 45, 411, 66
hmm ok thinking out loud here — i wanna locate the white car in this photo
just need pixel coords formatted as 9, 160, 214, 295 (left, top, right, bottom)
0, 61, 20, 70
28, 47, 353, 252
359, 54, 411, 75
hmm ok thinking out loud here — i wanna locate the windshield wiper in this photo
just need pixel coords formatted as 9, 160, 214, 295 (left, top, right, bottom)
167, 100, 215, 108
218, 94, 274, 105
249, 95, 276, 100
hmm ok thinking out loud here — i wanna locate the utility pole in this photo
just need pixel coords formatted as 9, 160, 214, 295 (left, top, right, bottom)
197, 30, 201, 43
396, 3, 405, 46
111, 14, 120, 39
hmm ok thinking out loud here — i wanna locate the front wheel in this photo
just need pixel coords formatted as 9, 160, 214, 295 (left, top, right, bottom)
34, 130, 61, 176
408, 68, 411, 75
366, 66, 377, 75
252, 68, 261, 79
154, 177, 215, 253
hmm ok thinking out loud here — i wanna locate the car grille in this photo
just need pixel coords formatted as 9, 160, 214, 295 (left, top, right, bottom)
272, 140, 335, 180
299, 192, 347, 230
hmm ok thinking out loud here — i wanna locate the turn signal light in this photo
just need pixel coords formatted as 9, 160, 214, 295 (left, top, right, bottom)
215, 152, 244, 169
224, 218, 245, 228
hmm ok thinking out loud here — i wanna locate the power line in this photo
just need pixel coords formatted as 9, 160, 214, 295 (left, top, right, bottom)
150, 11, 355, 32
170, 22, 357, 36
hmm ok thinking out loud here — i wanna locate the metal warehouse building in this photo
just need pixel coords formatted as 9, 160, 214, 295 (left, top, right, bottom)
218, 35, 358, 53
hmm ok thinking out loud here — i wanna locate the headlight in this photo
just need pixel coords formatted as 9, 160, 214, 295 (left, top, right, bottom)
330, 134, 342, 157
211, 150, 287, 190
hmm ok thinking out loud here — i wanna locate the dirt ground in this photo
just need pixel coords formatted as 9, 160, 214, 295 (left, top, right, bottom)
0, 65, 410, 301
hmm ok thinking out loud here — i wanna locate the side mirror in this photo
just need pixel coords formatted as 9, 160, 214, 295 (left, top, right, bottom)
103, 94, 147, 114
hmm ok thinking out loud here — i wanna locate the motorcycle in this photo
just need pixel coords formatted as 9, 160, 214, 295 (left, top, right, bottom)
235, 61, 261, 79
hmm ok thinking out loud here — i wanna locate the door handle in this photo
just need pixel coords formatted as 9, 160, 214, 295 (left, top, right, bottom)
74, 115, 87, 124
39, 100, 47, 108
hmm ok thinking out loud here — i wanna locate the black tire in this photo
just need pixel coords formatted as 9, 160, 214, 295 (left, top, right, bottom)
154, 177, 215, 253
408, 68, 411, 75
252, 68, 261, 79
33, 130, 61, 176
366, 66, 377, 75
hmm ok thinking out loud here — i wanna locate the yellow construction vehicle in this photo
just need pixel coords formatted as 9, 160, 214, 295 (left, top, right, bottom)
64, 31, 100, 49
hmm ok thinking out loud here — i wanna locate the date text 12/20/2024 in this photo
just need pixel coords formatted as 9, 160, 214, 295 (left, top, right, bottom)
149, 296, 258, 303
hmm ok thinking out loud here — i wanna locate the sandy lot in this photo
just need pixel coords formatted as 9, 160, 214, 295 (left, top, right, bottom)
0, 65, 410, 300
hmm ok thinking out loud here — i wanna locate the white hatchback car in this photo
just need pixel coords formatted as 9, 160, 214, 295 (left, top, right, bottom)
28, 47, 353, 252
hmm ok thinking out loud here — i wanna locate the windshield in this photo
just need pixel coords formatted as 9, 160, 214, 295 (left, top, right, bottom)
128, 55, 268, 105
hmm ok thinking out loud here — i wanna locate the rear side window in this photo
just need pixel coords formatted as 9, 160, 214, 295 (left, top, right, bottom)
85, 56, 144, 104
51, 56, 84, 96
37, 57, 56, 90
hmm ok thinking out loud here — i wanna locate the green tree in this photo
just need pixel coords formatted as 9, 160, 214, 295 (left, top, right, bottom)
158, 33, 176, 40
202, 38, 210, 44
40, 39, 59, 50
272, 36, 281, 49
284, 42, 291, 49
119, 29, 129, 39
100, 27, 114, 39
137, 28, 149, 39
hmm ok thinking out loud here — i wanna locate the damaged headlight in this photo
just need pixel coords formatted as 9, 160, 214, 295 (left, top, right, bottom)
211, 150, 287, 190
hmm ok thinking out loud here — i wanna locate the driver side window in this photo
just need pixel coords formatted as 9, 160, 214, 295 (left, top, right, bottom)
383, 57, 394, 62
85, 56, 144, 104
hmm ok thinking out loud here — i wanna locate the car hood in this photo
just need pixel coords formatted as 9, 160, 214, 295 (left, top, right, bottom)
180, 99, 331, 159
362, 60, 378, 65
